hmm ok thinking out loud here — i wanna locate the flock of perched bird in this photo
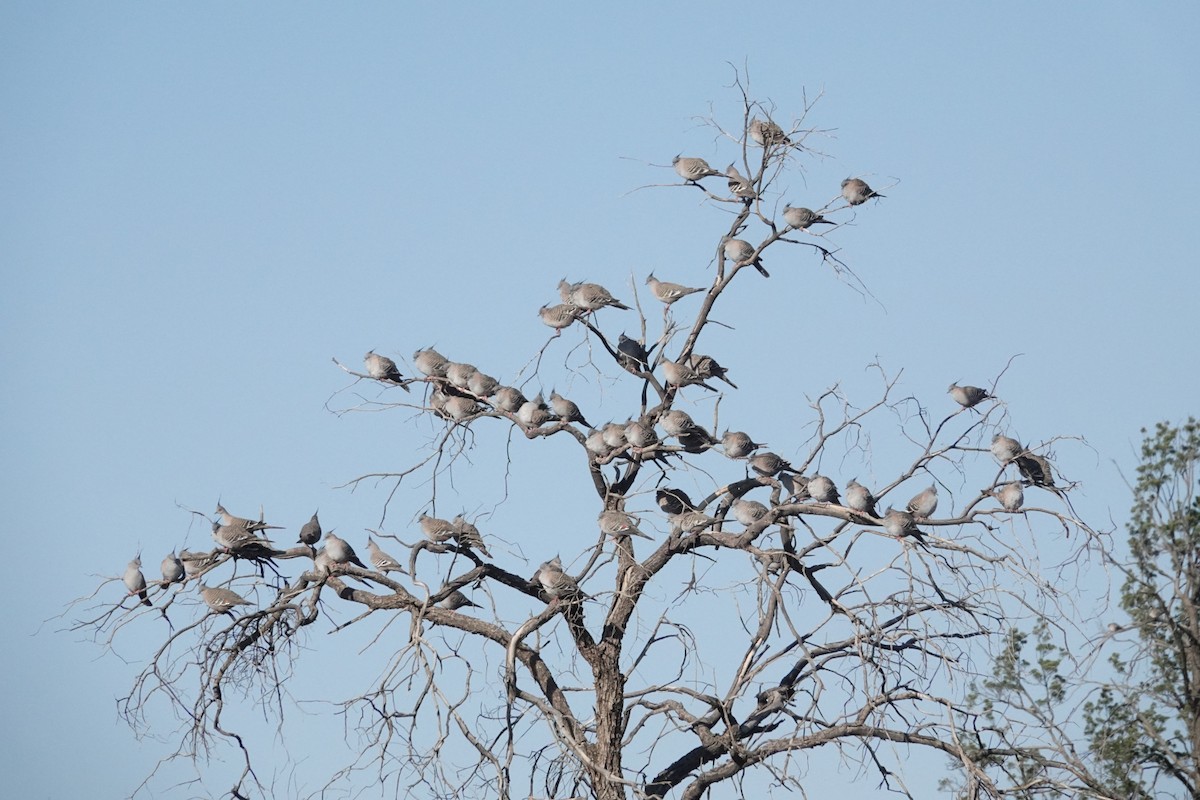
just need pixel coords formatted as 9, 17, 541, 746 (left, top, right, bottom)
119, 116, 1054, 617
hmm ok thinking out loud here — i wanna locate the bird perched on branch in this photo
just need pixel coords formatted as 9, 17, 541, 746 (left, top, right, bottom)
298, 512, 322, 549
688, 354, 737, 389
517, 393, 553, 430
722, 236, 768, 277
467, 370, 500, 399
439, 590, 480, 610
160, 552, 184, 586
658, 409, 716, 444
549, 390, 590, 427
997, 481, 1025, 511
673, 155, 722, 183
1015, 451, 1056, 488
732, 498, 769, 526
419, 513, 456, 542
569, 281, 630, 312
748, 117, 791, 146
366, 537, 404, 573
539, 303, 578, 334
670, 509, 719, 534
215, 503, 280, 534
656, 487, 697, 515
782, 205, 833, 230
364, 351, 410, 390
948, 382, 991, 409
808, 475, 841, 504
662, 358, 717, 393
646, 273, 705, 305
722, 430, 766, 459
535, 556, 585, 602
616, 334, 652, 372
451, 515, 491, 557
412, 347, 450, 379
845, 479, 879, 518
199, 583, 253, 616
841, 177, 884, 205
725, 163, 757, 203
324, 532, 368, 569
882, 507, 928, 546
123, 556, 151, 607
598, 510, 653, 540
492, 385, 528, 414
991, 434, 1023, 464
444, 361, 478, 391
749, 451, 796, 478
906, 484, 938, 519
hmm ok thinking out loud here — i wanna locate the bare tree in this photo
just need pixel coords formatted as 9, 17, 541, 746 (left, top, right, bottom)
77, 75, 1106, 800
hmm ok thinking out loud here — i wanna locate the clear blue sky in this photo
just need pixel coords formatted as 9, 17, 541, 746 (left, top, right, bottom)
2, 3, 1198, 797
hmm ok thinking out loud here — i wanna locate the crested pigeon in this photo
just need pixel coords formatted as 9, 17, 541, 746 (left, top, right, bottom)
364, 351, 410, 391
598, 509, 653, 540
948, 383, 990, 409
413, 347, 449, 378
844, 479, 879, 518
841, 177, 884, 205
721, 430, 766, 459
906, 484, 938, 519
782, 204, 832, 230
646, 273, 705, 305
366, 537, 404, 573
123, 556, 151, 607
199, 582, 252, 615
672, 155, 721, 183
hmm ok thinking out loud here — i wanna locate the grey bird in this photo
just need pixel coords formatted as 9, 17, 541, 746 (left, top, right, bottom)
721, 430, 766, 459
782, 204, 833, 230
808, 475, 841, 504
364, 351, 410, 391
841, 177, 884, 205
123, 556, 151, 607
517, 394, 552, 429
882, 507, 927, 545
646, 273, 705, 305
585, 428, 612, 458
725, 163, 757, 202
444, 361, 478, 391
721, 236, 768, 277
413, 347, 450, 378
624, 417, 659, 451
215, 503, 279, 534
656, 487, 696, 515
906, 484, 938, 519
748, 117, 790, 146
731, 498, 769, 526
557, 278, 580, 304
467, 370, 500, 399
419, 513, 456, 542
617, 334, 652, 372
677, 430, 716, 453
451, 515, 491, 557
199, 583, 253, 615
669, 510, 719, 534
179, 549, 214, 578
749, 451, 795, 477
570, 281, 631, 312
661, 358, 717, 392
598, 509, 653, 540
324, 532, 369, 569
298, 511, 322, 548
492, 385, 528, 414
688, 354, 737, 389
366, 537, 404, 573
212, 520, 273, 554
844, 479, 879, 518
948, 383, 991, 409
998, 481, 1025, 512
439, 590, 480, 610
442, 395, 483, 422
1015, 451, 1055, 488
601, 422, 629, 449
781, 473, 810, 501
160, 552, 185, 586
673, 155, 721, 183
549, 390, 590, 427
535, 556, 583, 602
539, 303, 578, 334
991, 434, 1023, 464
659, 409, 706, 439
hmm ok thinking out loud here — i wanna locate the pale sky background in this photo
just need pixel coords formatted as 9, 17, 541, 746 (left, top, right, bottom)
2, 3, 1198, 798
